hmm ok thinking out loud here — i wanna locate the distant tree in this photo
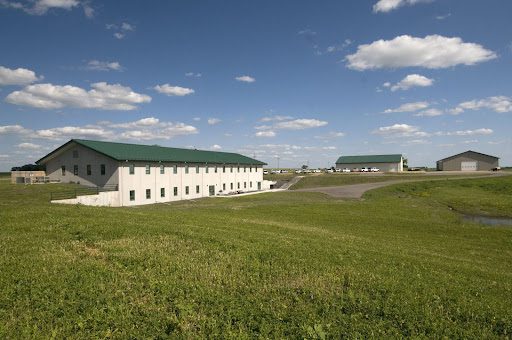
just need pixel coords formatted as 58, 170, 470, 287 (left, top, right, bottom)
301, 164, 309, 170
11, 164, 45, 171
403, 158, 409, 169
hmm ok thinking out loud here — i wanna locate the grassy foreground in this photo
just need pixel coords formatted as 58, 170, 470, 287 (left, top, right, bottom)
0, 177, 511, 338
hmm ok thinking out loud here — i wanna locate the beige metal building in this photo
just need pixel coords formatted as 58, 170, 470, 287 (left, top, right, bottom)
436, 150, 499, 171
335, 154, 404, 172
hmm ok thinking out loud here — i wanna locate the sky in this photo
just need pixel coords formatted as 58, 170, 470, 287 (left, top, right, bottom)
0, 0, 511, 170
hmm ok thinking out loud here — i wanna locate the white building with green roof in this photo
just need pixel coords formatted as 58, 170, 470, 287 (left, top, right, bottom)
335, 154, 404, 172
37, 139, 267, 206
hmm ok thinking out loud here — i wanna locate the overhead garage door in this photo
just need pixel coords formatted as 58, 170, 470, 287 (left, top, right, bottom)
461, 161, 477, 171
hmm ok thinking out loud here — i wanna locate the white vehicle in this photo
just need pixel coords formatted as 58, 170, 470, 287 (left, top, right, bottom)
263, 170, 269, 175
361, 167, 369, 172
335, 168, 342, 172
326, 169, 334, 173
342, 168, 351, 173
295, 169, 302, 174
314, 169, 322, 173
370, 167, 380, 172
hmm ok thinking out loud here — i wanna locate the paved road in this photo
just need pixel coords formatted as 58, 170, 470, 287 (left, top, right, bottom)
294, 173, 507, 199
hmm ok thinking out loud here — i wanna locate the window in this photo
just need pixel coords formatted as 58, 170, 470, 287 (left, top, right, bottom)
185, 165, 189, 174
61, 165, 66, 176
237, 182, 240, 189
215, 166, 218, 173
185, 186, 189, 195
223, 166, 226, 173
100, 164, 106, 175
196, 165, 199, 174
73, 165, 78, 176
129, 190, 135, 201
205, 165, 209, 174
173, 187, 178, 196
72, 150, 78, 158
230, 166, 233, 173
146, 189, 151, 199
173, 165, 177, 174
237, 166, 240, 172
230, 183, 233, 190
250, 166, 252, 172
250, 181, 252, 188
244, 166, 246, 173
145, 164, 150, 175
222, 183, 226, 191
196, 185, 200, 194
244, 182, 247, 189
86, 164, 91, 176
161, 188, 165, 197
160, 165, 165, 174
129, 164, 135, 175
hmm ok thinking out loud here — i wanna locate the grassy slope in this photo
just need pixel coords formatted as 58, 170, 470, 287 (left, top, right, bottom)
290, 173, 493, 190
0, 178, 511, 338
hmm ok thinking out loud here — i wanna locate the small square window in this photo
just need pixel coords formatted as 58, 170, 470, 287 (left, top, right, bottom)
160, 165, 165, 174
129, 190, 135, 201
145, 164, 150, 175
173, 187, 178, 196
72, 150, 78, 158
61, 165, 66, 176
161, 188, 165, 197
196, 185, 200, 194
173, 165, 177, 174
73, 165, 78, 176
146, 189, 151, 199
185, 186, 189, 195
86, 164, 91, 176
101, 164, 106, 175
129, 164, 135, 175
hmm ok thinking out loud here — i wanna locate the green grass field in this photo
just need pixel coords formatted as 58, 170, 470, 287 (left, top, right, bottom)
1, 176, 511, 338
290, 172, 493, 190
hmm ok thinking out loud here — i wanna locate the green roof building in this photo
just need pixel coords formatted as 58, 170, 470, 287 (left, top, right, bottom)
335, 154, 404, 172
37, 139, 268, 206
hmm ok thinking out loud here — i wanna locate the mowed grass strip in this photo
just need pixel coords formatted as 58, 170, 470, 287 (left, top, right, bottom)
0, 177, 511, 338
289, 172, 495, 190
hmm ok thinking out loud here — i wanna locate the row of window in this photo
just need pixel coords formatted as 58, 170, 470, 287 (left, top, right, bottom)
128, 181, 258, 201
129, 164, 257, 175
62, 164, 106, 176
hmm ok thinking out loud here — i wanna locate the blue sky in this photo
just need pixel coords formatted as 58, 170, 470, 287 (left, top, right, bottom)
1, 0, 511, 170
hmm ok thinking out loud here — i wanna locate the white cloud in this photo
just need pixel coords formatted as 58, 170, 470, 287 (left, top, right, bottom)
193, 117, 201, 121
207, 118, 221, 125
445, 128, 493, 136
0, 0, 82, 15
210, 144, 222, 150
35, 126, 113, 140
373, 0, 431, 13
436, 13, 451, 20
260, 115, 294, 122
384, 101, 429, 113
86, 60, 122, 71
154, 84, 195, 96
0, 66, 42, 86
387, 74, 434, 91
346, 35, 496, 70
109, 117, 160, 129
235, 75, 255, 83
185, 72, 202, 78
0, 125, 30, 135
255, 131, 276, 138
451, 96, 512, 114
17, 142, 41, 149
373, 123, 430, 138
314, 131, 345, 139
6, 82, 151, 110
274, 118, 328, 130
414, 108, 443, 117
113, 32, 125, 40
121, 22, 134, 31
119, 123, 197, 140
461, 139, 478, 144
106, 22, 135, 39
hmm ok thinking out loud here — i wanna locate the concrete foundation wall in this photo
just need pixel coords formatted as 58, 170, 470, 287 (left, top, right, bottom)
52, 191, 121, 207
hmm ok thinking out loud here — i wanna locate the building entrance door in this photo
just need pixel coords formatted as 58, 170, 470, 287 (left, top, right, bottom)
209, 185, 215, 196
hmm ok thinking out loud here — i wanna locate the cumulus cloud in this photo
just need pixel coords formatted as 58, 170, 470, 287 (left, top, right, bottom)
106, 22, 135, 39
384, 101, 429, 113
0, 0, 85, 15
255, 131, 276, 138
444, 128, 493, 136
17, 142, 41, 149
154, 84, 195, 96
86, 60, 123, 71
0, 66, 42, 86
450, 96, 512, 114
207, 118, 221, 125
35, 126, 113, 139
385, 74, 434, 91
346, 35, 496, 70
5, 82, 151, 110
315, 131, 345, 140
373, 123, 430, 138
274, 119, 328, 130
119, 123, 197, 140
0, 125, 31, 135
185, 72, 202, 78
235, 75, 255, 83
414, 108, 443, 117
109, 117, 160, 129
373, 0, 431, 13
260, 115, 294, 122
210, 144, 222, 150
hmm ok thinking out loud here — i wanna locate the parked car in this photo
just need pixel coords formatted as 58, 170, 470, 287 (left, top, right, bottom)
314, 169, 322, 173
295, 169, 302, 174
326, 169, 334, 173
342, 168, 351, 173
370, 167, 380, 172
263, 170, 269, 175
492, 167, 501, 171
352, 168, 360, 172
361, 167, 369, 172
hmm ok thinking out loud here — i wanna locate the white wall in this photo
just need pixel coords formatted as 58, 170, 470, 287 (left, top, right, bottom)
51, 191, 121, 207
336, 161, 403, 172
118, 162, 264, 206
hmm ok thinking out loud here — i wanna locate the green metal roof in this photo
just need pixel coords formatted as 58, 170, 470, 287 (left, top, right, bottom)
336, 154, 402, 164
37, 139, 266, 165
